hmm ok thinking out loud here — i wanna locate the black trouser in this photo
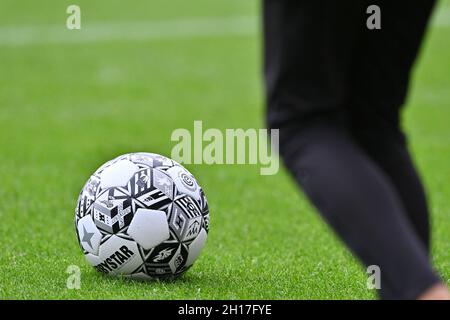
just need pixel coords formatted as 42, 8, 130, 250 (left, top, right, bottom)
263, 0, 440, 299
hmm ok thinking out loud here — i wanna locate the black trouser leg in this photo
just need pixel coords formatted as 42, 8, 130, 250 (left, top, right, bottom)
349, 0, 437, 251
263, 0, 440, 299
278, 123, 439, 299
351, 129, 431, 252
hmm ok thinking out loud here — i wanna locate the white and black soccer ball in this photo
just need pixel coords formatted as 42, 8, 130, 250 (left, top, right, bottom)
75, 152, 210, 280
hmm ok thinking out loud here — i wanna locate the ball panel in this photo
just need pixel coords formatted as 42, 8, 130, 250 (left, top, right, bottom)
168, 199, 202, 242
94, 154, 129, 176
99, 159, 139, 189
146, 241, 179, 264
168, 244, 189, 273
94, 235, 143, 275
166, 165, 201, 201
85, 253, 102, 266
76, 176, 100, 218
152, 168, 175, 199
185, 228, 207, 267
77, 215, 102, 255
93, 188, 133, 233
202, 213, 210, 233
182, 216, 202, 242
145, 264, 174, 278
130, 152, 174, 168
127, 208, 170, 250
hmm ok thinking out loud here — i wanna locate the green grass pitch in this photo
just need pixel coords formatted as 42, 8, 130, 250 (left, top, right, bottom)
0, 0, 448, 299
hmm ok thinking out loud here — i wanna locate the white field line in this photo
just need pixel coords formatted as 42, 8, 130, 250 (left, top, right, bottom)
0, 15, 257, 46
0, 7, 448, 47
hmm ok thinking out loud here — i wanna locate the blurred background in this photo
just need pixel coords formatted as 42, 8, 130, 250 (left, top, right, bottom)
0, 0, 448, 299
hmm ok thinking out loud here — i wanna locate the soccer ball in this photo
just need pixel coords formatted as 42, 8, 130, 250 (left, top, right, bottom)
75, 152, 210, 280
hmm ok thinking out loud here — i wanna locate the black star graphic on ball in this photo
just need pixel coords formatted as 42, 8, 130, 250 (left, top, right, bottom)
82, 225, 95, 249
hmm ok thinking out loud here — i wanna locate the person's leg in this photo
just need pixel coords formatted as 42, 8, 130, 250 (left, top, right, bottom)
352, 131, 431, 251
263, 0, 441, 299
264, 0, 363, 131
348, 0, 437, 251
278, 124, 440, 299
